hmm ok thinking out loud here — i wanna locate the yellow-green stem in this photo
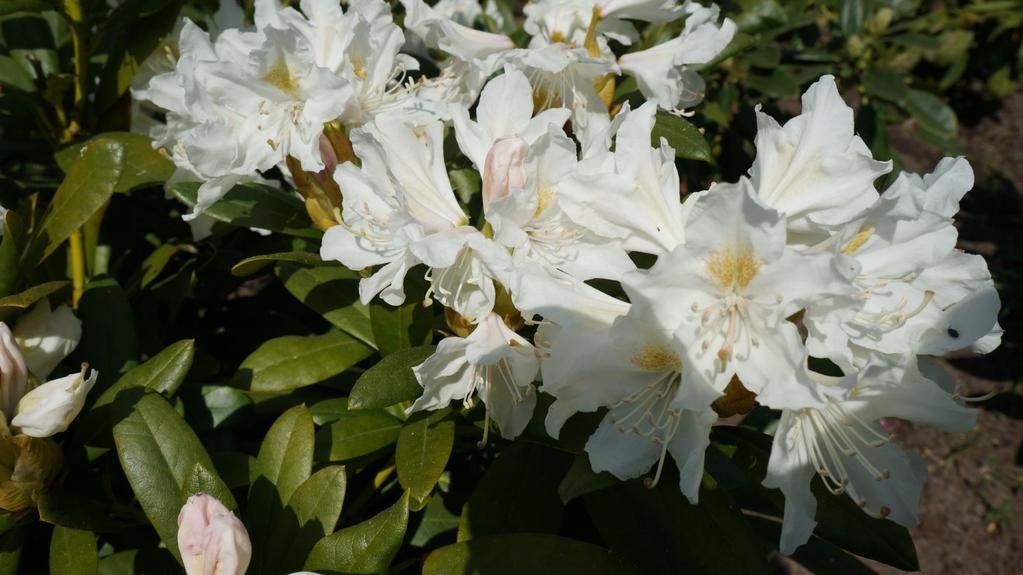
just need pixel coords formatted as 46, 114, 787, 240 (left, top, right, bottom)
62, 0, 88, 142
69, 230, 86, 309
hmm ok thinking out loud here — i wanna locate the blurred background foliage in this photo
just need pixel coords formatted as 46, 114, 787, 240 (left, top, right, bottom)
0, 0, 1020, 573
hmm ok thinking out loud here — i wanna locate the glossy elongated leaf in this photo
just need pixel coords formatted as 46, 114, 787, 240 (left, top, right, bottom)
232, 331, 371, 394
906, 89, 957, 139
423, 533, 638, 575
91, 339, 193, 409
863, 68, 908, 103
112, 393, 235, 561
75, 276, 138, 393
396, 410, 454, 509
169, 182, 321, 239
264, 466, 347, 574
650, 114, 713, 163
22, 140, 121, 270
840, 0, 865, 36
232, 251, 335, 276
0, 212, 20, 299
457, 442, 572, 541
0, 281, 68, 321
746, 515, 877, 575
369, 299, 433, 357
49, 526, 97, 575
248, 406, 315, 574
276, 263, 375, 347
305, 491, 410, 574
0, 0, 56, 15
54, 133, 173, 193
37, 489, 127, 533
348, 346, 435, 410
558, 454, 619, 503
584, 473, 768, 575
318, 411, 402, 462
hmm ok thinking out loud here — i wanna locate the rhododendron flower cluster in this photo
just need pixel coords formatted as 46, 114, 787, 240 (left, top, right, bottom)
138, 0, 1002, 555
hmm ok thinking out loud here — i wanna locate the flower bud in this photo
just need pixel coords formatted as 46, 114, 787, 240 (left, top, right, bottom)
11, 365, 97, 438
482, 137, 528, 209
0, 431, 62, 513
177, 493, 252, 575
0, 323, 29, 422
12, 301, 81, 380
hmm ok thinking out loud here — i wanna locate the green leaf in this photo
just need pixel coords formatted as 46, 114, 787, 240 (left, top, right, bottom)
211, 451, 256, 489
310, 397, 351, 425
0, 527, 22, 575
457, 442, 572, 541
276, 263, 375, 347
905, 89, 957, 140
423, 533, 638, 575
248, 405, 315, 573
305, 491, 410, 574
37, 489, 127, 533
169, 182, 321, 239
745, 515, 877, 575
232, 331, 371, 394
586, 480, 768, 575
410, 493, 460, 547
348, 346, 435, 410
54, 133, 173, 193
863, 68, 908, 103
746, 69, 799, 98
450, 168, 482, 204
396, 410, 454, 508
0, 212, 20, 299
650, 114, 713, 163
840, 0, 865, 36
232, 251, 334, 276
0, 280, 69, 322
112, 393, 235, 561
21, 140, 121, 271
75, 276, 138, 393
91, 339, 193, 409
558, 454, 619, 503
49, 526, 97, 575
264, 466, 347, 574
318, 411, 402, 462
255, 405, 315, 502
0, 1, 55, 16
369, 299, 434, 357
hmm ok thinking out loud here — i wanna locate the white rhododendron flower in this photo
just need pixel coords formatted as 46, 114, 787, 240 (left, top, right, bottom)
410, 313, 539, 441
745, 75, 892, 244
11, 366, 97, 438
0, 323, 28, 422
766, 354, 977, 554
624, 182, 856, 409
12, 300, 81, 380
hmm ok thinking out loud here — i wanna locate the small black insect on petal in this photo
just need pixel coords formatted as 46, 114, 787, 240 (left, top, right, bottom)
948, 328, 960, 338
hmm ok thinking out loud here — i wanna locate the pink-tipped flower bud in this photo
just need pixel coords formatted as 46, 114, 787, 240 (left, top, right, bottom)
482, 137, 529, 209
177, 493, 251, 575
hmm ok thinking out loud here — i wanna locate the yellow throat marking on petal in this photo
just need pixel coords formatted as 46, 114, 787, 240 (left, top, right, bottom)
707, 245, 760, 291
841, 225, 875, 255
534, 185, 556, 217
630, 345, 682, 372
351, 57, 367, 80
263, 57, 300, 96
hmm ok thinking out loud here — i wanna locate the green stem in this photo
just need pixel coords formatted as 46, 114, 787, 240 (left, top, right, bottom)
62, 0, 88, 142
69, 229, 86, 309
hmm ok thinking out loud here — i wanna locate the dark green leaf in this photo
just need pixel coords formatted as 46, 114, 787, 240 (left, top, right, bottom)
276, 263, 375, 347
369, 299, 433, 357
746, 515, 877, 575
37, 490, 127, 533
650, 114, 713, 163
423, 533, 638, 575
396, 410, 454, 509
232, 251, 334, 276
0, 281, 68, 322
457, 442, 572, 540
75, 276, 138, 393
305, 491, 410, 574
232, 331, 371, 394
558, 454, 619, 503
348, 346, 435, 410
21, 140, 121, 271
0, 1, 55, 16
317, 411, 402, 462
905, 89, 957, 139
585, 477, 768, 575
265, 466, 347, 574
863, 68, 908, 103
840, 0, 865, 36
112, 393, 235, 561
0, 527, 22, 575
450, 168, 481, 204
49, 526, 97, 575
169, 182, 321, 239
91, 339, 193, 409
54, 133, 173, 193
